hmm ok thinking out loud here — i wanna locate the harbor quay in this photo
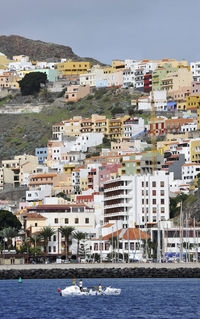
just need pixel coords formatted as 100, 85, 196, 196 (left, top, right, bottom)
1, 263, 200, 279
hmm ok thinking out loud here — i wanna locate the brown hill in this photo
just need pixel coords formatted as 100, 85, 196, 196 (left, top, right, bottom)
0, 35, 101, 64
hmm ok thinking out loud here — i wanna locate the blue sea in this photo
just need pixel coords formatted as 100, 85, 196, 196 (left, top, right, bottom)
0, 278, 200, 319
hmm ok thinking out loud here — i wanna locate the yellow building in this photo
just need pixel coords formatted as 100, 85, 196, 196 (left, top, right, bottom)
186, 95, 200, 111
56, 60, 91, 78
112, 60, 125, 69
197, 106, 200, 130
107, 116, 129, 139
190, 139, 200, 163
0, 53, 9, 66
176, 99, 186, 111
92, 114, 108, 134
63, 164, 76, 174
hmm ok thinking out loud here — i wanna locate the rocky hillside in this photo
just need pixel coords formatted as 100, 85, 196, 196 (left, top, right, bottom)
0, 87, 144, 161
0, 35, 100, 64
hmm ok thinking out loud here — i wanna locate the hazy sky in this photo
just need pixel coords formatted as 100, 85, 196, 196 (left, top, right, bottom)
1, 0, 199, 64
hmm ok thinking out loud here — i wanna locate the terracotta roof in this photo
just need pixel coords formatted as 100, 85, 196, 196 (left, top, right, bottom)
27, 204, 91, 211
183, 163, 200, 166
102, 228, 150, 241
23, 213, 46, 220
103, 223, 115, 228
30, 173, 57, 178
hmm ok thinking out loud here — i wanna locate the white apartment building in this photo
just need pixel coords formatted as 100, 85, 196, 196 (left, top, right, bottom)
182, 163, 200, 183
26, 185, 52, 202
190, 61, 200, 82
181, 122, 197, 132
161, 224, 200, 260
104, 171, 170, 227
123, 117, 145, 138
138, 91, 167, 111
27, 204, 95, 255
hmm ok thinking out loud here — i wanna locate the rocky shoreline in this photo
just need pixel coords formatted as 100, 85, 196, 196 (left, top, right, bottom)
1, 266, 200, 279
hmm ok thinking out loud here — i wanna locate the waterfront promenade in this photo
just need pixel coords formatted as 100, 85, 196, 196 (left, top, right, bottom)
1, 262, 200, 270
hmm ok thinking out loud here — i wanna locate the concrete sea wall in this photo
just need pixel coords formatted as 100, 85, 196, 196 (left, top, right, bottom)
1, 264, 200, 279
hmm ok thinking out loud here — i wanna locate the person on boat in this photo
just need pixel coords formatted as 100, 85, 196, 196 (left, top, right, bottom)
78, 280, 83, 291
98, 284, 102, 292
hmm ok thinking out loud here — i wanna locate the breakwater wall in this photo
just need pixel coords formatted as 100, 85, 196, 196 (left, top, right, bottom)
1, 267, 200, 279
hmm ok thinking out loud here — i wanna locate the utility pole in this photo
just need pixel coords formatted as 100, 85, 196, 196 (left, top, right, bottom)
186, 213, 189, 263
157, 205, 161, 262
180, 202, 183, 262
111, 226, 114, 263
144, 176, 148, 260
127, 215, 130, 263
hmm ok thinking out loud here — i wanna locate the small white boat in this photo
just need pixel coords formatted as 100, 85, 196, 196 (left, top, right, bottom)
58, 285, 121, 296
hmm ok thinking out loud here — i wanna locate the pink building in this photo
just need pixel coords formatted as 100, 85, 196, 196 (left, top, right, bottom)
191, 81, 200, 96
99, 163, 121, 191
65, 85, 90, 102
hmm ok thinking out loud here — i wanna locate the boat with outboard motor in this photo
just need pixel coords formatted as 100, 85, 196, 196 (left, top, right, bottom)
58, 284, 121, 296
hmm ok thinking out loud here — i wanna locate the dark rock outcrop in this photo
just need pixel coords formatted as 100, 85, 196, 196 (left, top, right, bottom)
1, 267, 200, 279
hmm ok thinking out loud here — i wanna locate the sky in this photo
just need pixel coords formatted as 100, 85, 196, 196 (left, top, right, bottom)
0, 0, 199, 64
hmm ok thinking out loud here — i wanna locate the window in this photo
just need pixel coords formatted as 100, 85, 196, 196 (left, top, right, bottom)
53, 235, 56, 242
152, 181, 156, 187
152, 190, 156, 196
161, 207, 165, 214
54, 218, 58, 224
35, 223, 37, 227
161, 199, 165, 205
65, 218, 69, 224
153, 207, 157, 214
53, 246, 56, 252
75, 218, 79, 224
152, 199, 156, 204
85, 218, 89, 224
160, 190, 164, 196
48, 246, 51, 252
160, 181, 164, 187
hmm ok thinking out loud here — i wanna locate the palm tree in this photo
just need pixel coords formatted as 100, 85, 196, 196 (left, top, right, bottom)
0, 227, 18, 250
59, 226, 75, 259
73, 231, 86, 260
39, 227, 55, 255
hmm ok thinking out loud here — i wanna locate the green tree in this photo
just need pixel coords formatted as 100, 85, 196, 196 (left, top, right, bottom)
39, 227, 55, 255
0, 227, 18, 249
18, 72, 47, 96
0, 210, 21, 231
170, 193, 188, 219
59, 226, 75, 259
73, 231, 86, 259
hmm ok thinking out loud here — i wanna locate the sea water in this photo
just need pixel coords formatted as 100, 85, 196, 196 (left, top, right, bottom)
0, 278, 200, 319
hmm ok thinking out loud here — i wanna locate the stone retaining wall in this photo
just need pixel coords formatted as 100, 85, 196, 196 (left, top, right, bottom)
1, 267, 200, 279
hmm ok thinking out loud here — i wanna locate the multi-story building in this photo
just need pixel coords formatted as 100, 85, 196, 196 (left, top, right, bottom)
149, 117, 165, 136
56, 60, 91, 79
104, 171, 170, 227
165, 118, 194, 134
191, 82, 200, 96
123, 117, 145, 138
35, 148, 48, 164
190, 61, 200, 82
186, 95, 200, 111
64, 85, 90, 102
182, 163, 200, 183
26, 204, 95, 255
144, 72, 152, 92
2, 155, 38, 188
161, 68, 193, 96
152, 64, 177, 91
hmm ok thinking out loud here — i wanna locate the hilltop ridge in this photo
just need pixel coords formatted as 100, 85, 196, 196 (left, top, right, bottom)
0, 35, 102, 64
